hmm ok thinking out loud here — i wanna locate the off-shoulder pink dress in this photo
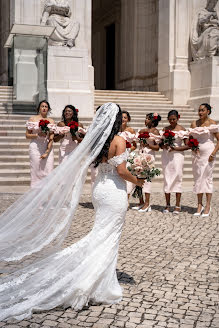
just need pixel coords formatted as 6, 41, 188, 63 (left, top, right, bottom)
161, 130, 187, 193
53, 125, 86, 164
188, 125, 219, 194
26, 121, 54, 188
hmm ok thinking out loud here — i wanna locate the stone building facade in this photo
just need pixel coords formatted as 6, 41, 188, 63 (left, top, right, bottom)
0, 0, 218, 119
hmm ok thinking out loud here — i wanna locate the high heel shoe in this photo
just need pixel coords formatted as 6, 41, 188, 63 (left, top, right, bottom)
132, 204, 144, 210
193, 205, 204, 216
173, 206, 181, 214
163, 205, 170, 214
138, 205, 151, 213
202, 207, 211, 217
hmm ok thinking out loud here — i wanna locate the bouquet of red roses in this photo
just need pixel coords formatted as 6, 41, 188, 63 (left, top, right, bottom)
138, 131, 150, 145
126, 141, 132, 149
161, 129, 175, 147
67, 121, 79, 137
188, 136, 199, 152
39, 119, 50, 133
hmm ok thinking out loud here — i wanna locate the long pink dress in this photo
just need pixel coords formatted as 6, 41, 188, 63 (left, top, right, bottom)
141, 137, 157, 193
161, 130, 187, 193
59, 132, 78, 164
26, 121, 54, 188
188, 125, 219, 194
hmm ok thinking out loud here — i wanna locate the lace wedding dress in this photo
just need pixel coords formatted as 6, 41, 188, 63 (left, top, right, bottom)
0, 104, 128, 321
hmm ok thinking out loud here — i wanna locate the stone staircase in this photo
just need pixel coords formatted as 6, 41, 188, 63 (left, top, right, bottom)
0, 87, 219, 189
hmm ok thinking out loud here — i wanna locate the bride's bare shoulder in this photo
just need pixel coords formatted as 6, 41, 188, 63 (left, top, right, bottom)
114, 135, 125, 144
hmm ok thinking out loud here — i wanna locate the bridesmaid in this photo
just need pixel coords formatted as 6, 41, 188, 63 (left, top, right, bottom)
190, 103, 219, 217
161, 110, 188, 214
54, 105, 84, 164
136, 113, 161, 212
26, 100, 54, 188
121, 110, 137, 201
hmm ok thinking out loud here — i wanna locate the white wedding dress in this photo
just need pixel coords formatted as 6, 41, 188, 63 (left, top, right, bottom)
0, 152, 128, 320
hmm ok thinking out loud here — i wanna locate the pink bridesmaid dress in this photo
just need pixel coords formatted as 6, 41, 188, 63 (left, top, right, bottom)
161, 130, 187, 193
141, 136, 157, 193
59, 132, 78, 164
26, 121, 54, 188
188, 125, 219, 193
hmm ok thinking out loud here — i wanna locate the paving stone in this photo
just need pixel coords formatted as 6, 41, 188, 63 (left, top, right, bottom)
0, 192, 218, 327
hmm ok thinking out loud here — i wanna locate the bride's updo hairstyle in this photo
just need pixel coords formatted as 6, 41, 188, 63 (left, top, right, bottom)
93, 105, 122, 168
62, 105, 78, 125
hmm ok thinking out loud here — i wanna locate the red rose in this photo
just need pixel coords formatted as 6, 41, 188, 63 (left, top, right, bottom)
138, 132, 150, 139
163, 132, 169, 137
126, 141, 132, 148
75, 108, 79, 113
193, 139, 199, 147
178, 114, 180, 119
170, 131, 175, 137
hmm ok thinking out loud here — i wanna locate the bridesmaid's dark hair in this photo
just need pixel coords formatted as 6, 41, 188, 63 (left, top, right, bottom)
168, 110, 180, 119
201, 103, 212, 114
62, 105, 78, 125
122, 110, 131, 122
36, 100, 51, 113
93, 105, 123, 168
146, 113, 161, 127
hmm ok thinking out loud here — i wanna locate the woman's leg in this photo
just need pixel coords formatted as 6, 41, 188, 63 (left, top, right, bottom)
204, 193, 212, 214
163, 193, 171, 213
174, 193, 181, 211
196, 193, 204, 213
141, 193, 150, 210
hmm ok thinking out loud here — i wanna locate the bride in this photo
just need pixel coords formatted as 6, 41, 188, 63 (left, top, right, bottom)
0, 103, 144, 321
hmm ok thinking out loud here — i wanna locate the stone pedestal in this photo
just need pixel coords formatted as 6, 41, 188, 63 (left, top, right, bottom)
47, 46, 94, 118
188, 57, 219, 121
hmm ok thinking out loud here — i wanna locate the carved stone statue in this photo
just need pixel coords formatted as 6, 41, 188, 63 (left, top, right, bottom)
41, 0, 80, 47
191, 0, 219, 60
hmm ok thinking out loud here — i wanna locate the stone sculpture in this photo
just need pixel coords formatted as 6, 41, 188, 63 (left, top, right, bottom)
191, 0, 219, 60
41, 0, 80, 47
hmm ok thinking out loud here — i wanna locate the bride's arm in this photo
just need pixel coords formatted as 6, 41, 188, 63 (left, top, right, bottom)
115, 137, 144, 187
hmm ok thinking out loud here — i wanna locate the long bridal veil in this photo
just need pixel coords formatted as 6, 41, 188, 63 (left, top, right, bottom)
0, 102, 119, 272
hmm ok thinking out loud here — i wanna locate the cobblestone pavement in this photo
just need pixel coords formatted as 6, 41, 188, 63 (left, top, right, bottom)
0, 191, 218, 328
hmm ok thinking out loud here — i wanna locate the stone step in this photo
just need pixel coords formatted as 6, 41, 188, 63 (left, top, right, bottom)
0, 158, 217, 170
94, 90, 162, 95
95, 99, 173, 105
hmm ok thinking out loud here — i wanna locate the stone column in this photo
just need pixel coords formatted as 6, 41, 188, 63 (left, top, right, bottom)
119, 0, 158, 91
158, 0, 191, 105
0, 0, 11, 85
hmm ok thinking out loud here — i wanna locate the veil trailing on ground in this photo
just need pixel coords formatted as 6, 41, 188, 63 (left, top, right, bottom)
0, 102, 119, 272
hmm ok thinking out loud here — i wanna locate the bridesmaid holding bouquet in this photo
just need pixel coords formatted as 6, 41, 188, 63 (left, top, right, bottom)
120, 110, 137, 200
190, 103, 219, 217
26, 100, 55, 188
133, 113, 161, 212
160, 110, 188, 214
54, 105, 85, 164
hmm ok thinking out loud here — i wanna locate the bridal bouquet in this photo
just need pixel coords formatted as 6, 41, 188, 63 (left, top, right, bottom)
160, 129, 175, 147
127, 152, 160, 198
138, 131, 150, 145
188, 136, 199, 152
67, 121, 79, 137
39, 119, 50, 133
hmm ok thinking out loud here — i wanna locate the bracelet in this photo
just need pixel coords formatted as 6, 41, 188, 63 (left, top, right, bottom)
210, 154, 215, 158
